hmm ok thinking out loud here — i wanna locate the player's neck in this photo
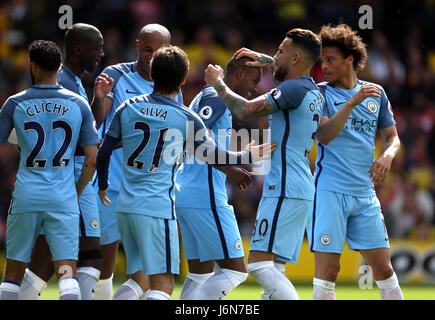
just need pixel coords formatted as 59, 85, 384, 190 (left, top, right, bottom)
154, 90, 178, 99
63, 57, 84, 77
137, 61, 152, 82
35, 74, 58, 86
333, 71, 358, 89
286, 68, 310, 81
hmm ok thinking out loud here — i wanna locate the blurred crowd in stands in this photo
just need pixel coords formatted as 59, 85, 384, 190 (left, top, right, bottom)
0, 0, 433, 245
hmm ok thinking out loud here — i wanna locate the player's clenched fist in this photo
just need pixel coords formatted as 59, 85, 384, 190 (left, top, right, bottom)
204, 64, 224, 87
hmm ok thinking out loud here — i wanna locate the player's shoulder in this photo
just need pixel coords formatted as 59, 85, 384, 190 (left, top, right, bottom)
277, 76, 320, 97
57, 86, 88, 103
6, 88, 28, 102
103, 61, 136, 76
199, 85, 227, 109
56, 86, 92, 116
358, 79, 386, 93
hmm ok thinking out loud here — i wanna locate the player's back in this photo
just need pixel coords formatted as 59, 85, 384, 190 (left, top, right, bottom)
263, 76, 324, 200
175, 85, 231, 209
109, 92, 192, 219
4, 84, 92, 213
97, 61, 183, 193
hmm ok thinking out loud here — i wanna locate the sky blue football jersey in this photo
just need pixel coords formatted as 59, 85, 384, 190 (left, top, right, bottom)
263, 76, 324, 201
0, 84, 99, 213
102, 92, 250, 220
175, 85, 232, 209
96, 62, 183, 192
57, 64, 95, 196
314, 80, 396, 197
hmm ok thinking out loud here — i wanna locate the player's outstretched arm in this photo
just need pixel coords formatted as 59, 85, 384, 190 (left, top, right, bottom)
204, 64, 276, 120
316, 84, 382, 145
76, 144, 98, 198
369, 125, 400, 186
186, 115, 277, 166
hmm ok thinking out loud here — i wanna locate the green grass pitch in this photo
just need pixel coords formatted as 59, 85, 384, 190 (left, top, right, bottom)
39, 281, 435, 300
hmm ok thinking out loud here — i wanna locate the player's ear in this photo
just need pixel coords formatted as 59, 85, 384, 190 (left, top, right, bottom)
345, 54, 354, 67
135, 39, 140, 51
73, 44, 83, 56
293, 52, 302, 65
180, 77, 187, 86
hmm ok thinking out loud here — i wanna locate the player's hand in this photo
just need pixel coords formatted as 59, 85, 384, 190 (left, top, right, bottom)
224, 166, 253, 191
348, 84, 382, 108
98, 188, 111, 207
94, 73, 114, 100
204, 64, 224, 87
246, 140, 278, 162
234, 48, 275, 67
369, 152, 394, 186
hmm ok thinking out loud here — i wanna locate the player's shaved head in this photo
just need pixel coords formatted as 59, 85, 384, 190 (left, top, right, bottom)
226, 56, 259, 76
64, 23, 103, 53
138, 24, 171, 44
224, 56, 262, 99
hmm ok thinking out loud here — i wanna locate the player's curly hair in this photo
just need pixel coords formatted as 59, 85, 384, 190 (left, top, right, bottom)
29, 40, 62, 72
319, 24, 368, 71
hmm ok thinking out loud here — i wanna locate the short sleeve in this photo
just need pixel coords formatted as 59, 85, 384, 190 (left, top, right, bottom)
0, 98, 16, 144
264, 79, 308, 112
378, 88, 396, 129
105, 104, 125, 139
196, 94, 227, 129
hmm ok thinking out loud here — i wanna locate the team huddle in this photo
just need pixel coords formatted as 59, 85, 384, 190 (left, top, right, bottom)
0, 22, 403, 300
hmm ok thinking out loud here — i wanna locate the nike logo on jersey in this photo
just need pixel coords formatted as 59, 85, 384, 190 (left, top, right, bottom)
334, 101, 346, 106
252, 239, 263, 243
126, 89, 141, 95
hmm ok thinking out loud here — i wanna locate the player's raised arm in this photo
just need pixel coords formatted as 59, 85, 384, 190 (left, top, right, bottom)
91, 73, 114, 128
204, 64, 277, 120
234, 48, 275, 68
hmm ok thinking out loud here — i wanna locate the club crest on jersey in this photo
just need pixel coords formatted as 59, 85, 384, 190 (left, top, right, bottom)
199, 106, 213, 119
320, 234, 331, 245
270, 88, 282, 100
367, 101, 377, 113
90, 219, 99, 230
235, 239, 242, 250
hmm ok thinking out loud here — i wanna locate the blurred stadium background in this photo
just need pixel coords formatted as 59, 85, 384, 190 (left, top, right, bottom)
0, 0, 434, 296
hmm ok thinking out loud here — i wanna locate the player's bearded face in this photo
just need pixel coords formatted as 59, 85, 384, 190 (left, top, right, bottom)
273, 38, 292, 82
273, 61, 288, 82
